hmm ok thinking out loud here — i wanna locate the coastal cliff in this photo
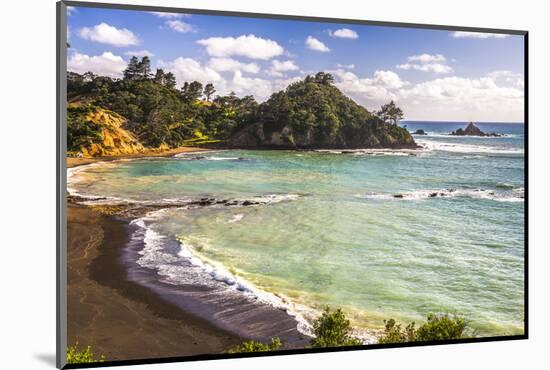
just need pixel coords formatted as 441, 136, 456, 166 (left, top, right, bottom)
67, 103, 146, 157
67, 70, 416, 155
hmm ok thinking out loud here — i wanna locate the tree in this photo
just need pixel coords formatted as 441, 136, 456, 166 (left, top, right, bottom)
204, 83, 216, 101
310, 307, 362, 348
377, 100, 404, 125
123, 56, 140, 80
164, 72, 177, 89
181, 81, 203, 102
314, 72, 335, 85
138, 56, 152, 80
154, 68, 166, 85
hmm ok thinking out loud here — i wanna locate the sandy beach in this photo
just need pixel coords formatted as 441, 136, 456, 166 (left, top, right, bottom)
67, 146, 206, 168
67, 147, 244, 361
67, 203, 241, 361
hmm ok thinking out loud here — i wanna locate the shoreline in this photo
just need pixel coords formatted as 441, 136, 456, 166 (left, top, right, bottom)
67, 146, 207, 168
67, 203, 242, 361
66, 142, 523, 355
67, 144, 428, 170
67, 147, 312, 360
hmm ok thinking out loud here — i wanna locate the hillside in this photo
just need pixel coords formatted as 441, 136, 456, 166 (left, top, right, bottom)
67, 103, 145, 157
228, 74, 415, 149
67, 67, 416, 154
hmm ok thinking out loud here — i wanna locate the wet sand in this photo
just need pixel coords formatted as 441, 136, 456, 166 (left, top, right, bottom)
67, 203, 241, 361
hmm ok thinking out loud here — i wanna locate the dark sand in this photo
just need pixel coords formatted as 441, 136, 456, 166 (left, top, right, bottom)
67, 203, 241, 361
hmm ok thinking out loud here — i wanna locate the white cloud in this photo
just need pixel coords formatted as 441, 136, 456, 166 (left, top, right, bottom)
372, 70, 409, 89
149, 12, 191, 18
337, 63, 355, 69
452, 31, 509, 39
166, 20, 195, 33
67, 51, 127, 78
226, 71, 302, 101
332, 68, 523, 121
396, 53, 452, 74
197, 34, 284, 60
158, 57, 222, 84
67, 6, 77, 15
398, 74, 523, 121
397, 63, 453, 74
267, 59, 299, 76
79, 23, 139, 47
157, 57, 301, 101
329, 28, 359, 39
227, 71, 277, 99
124, 50, 154, 57
208, 57, 260, 74
332, 69, 408, 109
408, 53, 446, 63
306, 36, 330, 52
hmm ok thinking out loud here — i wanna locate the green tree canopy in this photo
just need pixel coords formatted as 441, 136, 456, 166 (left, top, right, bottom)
310, 307, 362, 348
204, 83, 216, 101
377, 100, 404, 125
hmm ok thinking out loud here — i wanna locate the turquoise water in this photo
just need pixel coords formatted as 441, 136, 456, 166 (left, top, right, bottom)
68, 122, 525, 337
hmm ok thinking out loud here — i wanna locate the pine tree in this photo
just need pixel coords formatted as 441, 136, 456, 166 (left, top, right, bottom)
181, 81, 203, 102
138, 56, 152, 80
154, 69, 165, 85
123, 56, 140, 80
164, 72, 177, 89
204, 83, 216, 101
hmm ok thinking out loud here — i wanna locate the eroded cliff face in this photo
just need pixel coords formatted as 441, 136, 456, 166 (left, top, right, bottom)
70, 104, 146, 157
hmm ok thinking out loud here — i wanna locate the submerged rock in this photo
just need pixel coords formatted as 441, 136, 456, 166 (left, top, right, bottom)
413, 129, 427, 135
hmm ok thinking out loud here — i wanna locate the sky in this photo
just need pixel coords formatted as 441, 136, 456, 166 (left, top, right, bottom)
66, 6, 525, 122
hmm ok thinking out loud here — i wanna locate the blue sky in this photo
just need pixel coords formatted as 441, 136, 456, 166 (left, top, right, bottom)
67, 6, 525, 122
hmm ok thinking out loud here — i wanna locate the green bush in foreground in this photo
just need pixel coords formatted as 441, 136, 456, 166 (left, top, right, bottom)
379, 313, 468, 344
66, 344, 105, 364
310, 307, 363, 348
228, 337, 283, 353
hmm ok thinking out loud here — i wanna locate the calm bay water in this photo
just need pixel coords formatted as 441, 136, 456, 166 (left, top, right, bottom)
69, 122, 525, 337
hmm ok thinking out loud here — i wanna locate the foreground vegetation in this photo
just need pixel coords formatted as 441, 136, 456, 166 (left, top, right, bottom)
228, 337, 283, 353
66, 344, 105, 364
228, 308, 470, 353
378, 313, 469, 343
67, 56, 414, 154
310, 307, 362, 347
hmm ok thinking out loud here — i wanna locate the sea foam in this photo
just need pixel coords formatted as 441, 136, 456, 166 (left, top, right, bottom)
358, 187, 524, 203
416, 138, 524, 155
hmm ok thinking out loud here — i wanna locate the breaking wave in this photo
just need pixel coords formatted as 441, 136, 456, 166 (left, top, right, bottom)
358, 187, 524, 203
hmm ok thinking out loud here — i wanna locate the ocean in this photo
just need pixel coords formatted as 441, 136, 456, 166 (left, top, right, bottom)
68, 121, 525, 341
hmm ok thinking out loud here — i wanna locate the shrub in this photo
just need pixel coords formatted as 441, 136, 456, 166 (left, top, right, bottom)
66, 343, 105, 364
310, 307, 362, 348
378, 313, 468, 344
415, 313, 467, 341
378, 318, 416, 344
228, 337, 282, 353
